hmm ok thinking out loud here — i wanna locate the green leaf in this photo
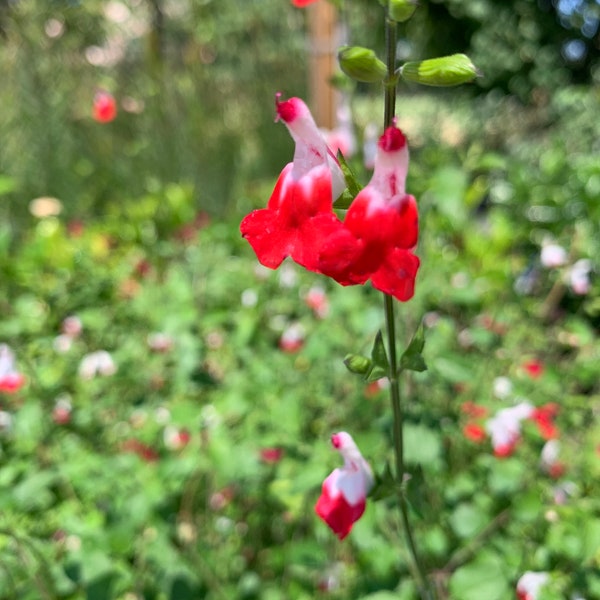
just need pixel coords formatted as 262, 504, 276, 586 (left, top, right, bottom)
449, 553, 510, 600
400, 321, 427, 372
334, 152, 363, 209
363, 331, 390, 382
0, 175, 16, 197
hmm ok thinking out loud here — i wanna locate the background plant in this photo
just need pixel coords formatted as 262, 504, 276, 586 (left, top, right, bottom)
0, 1, 598, 599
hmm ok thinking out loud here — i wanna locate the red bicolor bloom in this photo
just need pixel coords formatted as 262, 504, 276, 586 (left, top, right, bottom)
292, 0, 319, 6
93, 91, 117, 123
240, 95, 345, 274
0, 344, 25, 394
530, 403, 559, 439
522, 359, 544, 379
516, 572, 549, 600
486, 402, 534, 458
315, 432, 373, 540
319, 126, 420, 301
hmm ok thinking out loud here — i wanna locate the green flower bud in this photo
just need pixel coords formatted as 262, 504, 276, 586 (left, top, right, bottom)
338, 46, 387, 83
400, 54, 479, 87
344, 354, 372, 375
389, 0, 418, 22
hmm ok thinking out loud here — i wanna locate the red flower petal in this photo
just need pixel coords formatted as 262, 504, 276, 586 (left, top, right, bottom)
370, 247, 420, 302
315, 485, 366, 540
241, 164, 345, 273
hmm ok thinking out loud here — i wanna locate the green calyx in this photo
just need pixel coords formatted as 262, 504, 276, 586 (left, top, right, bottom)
388, 0, 418, 22
338, 45, 387, 83
400, 54, 480, 87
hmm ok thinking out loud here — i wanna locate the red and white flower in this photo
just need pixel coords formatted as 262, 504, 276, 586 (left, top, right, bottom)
516, 571, 549, 600
485, 402, 534, 457
315, 432, 373, 540
0, 344, 25, 393
319, 125, 420, 301
93, 91, 117, 123
240, 95, 345, 274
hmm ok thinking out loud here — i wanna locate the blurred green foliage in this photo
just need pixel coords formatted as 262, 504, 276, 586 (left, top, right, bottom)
0, 1, 599, 599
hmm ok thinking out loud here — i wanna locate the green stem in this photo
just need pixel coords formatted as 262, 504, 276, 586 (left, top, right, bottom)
382, 13, 435, 600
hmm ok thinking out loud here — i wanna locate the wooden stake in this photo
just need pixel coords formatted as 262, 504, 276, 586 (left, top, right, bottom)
308, 2, 338, 129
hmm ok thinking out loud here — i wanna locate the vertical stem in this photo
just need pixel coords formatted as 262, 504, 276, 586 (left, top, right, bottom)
382, 12, 436, 600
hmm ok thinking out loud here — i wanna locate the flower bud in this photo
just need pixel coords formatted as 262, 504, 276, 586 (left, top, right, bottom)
338, 46, 387, 83
389, 0, 418, 22
344, 354, 371, 375
400, 54, 479, 87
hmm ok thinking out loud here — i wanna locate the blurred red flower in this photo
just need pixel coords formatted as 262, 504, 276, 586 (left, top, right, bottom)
315, 432, 373, 540
93, 91, 117, 123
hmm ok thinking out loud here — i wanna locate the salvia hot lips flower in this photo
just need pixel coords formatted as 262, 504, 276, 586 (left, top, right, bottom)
0, 344, 26, 393
315, 432, 373, 540
93, 91, 117, 123
240, 95, 345, 274
319, 125, 420, 301
516, 571, 550, 600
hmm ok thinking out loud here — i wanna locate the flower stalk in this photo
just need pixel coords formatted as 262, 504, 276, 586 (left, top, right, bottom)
382, 11, 436, 600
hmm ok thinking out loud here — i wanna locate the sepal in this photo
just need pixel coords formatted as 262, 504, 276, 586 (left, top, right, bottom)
338, 46, 387, 83
399, 321, 427, 373
400, 54, 479, 87
388, 0, 418, 22
333, 151, 363, 209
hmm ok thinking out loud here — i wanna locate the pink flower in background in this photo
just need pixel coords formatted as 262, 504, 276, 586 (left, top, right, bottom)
163, 426, 191, 451
260, 447, 284, 464
516, 571, 549, 600
292, 0, 319, 6
319, 125, 420, 301
0, 344, 26, 393
540, 440, 565, 478
279, 322, 305, 353
540, 240, 567, 268
93, 91, 117, 123
240, 95, 345, 274
304, 285, 330, 318
52, 396, 72, 425
486, 402, 534, 457
568, 259, 592, 295
315, 432, 373, 540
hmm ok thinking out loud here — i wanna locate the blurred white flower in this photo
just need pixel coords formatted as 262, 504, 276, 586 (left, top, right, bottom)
53, 334, 73, 354
147, 332, 174, 352
486, 402, 533, 457
516, 571, 549, 600
540, 241, 567, 268
304, 286, 330, 319
62, 315, 83, 338
567, 259, 592, 295
78, 351, 117, 379
278, 262, 298, 288
241, 289, 258, 308
492, 376, 513, 400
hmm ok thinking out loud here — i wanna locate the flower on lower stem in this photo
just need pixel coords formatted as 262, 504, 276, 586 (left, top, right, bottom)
315, 432, 373, 540
240, 95, 346, 274
319, 125, 420, 301
516, 571, 550, 600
